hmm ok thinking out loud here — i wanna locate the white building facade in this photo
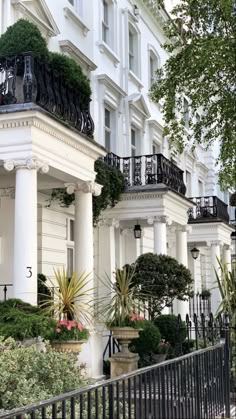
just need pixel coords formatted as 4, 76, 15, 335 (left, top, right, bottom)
0, 0, 234, 376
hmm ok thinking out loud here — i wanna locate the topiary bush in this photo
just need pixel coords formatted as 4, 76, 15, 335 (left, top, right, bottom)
131, 253, 193, 319
0, 337, 86, 412
0, 19, 49, 59
0, 299, 55, 341
130, 320, 161, 367
154, 314, 187, 347
0, 19, 91, 99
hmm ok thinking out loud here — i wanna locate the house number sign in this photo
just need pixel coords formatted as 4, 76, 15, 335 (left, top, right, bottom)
26, 267, 32, 278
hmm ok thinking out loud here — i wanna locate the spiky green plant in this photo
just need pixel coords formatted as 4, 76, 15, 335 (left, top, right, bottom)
40, 269, 94, 325
214, 258, 236, 324
98, 267, 150, 327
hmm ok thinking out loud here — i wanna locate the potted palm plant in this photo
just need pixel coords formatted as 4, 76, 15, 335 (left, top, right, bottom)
40, 268, 93, 353
98, 267, 148, 377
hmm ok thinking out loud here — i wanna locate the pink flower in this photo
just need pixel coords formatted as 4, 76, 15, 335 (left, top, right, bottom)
130, 313, 138, 321
59, 320, 67, 326
67, 325, 72, 331
68, 320, 75, 328
78, 321, 83, 332
137, 316, 144, 321
56, 328, 61, 333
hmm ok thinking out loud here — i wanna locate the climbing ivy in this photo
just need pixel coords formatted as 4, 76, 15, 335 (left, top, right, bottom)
48, 160, 125, 225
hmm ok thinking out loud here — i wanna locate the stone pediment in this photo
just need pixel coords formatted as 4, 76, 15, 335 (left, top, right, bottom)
128, 93, 151, 119
11, 0, 60, 38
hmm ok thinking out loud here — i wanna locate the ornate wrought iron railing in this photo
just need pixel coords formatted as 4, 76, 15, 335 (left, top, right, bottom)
0, 53, 94, 137
104, 152, 186, 195
188, 196, 229, 223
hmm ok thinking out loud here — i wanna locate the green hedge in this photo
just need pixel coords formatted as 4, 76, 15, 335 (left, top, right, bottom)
0, 299, 56, 341
154, 314, 187, 346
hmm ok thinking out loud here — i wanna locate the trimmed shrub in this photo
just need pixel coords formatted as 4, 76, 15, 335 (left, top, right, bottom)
0, 19, 91, 99
131, 320, 161, 354
0, 299, 55, 341
0, 19, 48, 59
0, 337, 86, 411
154, 314, 187, 347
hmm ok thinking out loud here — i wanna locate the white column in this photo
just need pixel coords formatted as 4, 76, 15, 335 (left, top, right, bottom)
98, 219, 117, 281
223, 244, 232, 271
4, 159, 49, 305
148, 216, 170, 255
210, 240, 222, 314
67, 180, 103, 379
174, 226, 191, 318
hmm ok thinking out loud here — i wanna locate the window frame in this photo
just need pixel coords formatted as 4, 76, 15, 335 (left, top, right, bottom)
128, 22, 140, 77
104, 107, 112, 151
148, 46, 160, 89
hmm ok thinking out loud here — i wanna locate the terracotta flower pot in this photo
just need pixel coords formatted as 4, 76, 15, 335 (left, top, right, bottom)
50, 340, 86, 353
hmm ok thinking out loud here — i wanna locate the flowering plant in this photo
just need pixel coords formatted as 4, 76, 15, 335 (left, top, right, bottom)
158, 340, 170, 354
50, 320, 89, 342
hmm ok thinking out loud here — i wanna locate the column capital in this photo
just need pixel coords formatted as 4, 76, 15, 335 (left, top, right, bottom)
223, 244, 233, 251
0, 187, 15, 199
98, 218, 120, 229
66, 181, 103, 197
4, 159, 49, 174
207, 240, 223, 247
175, 225, 192, 234
147, 216, 172, 226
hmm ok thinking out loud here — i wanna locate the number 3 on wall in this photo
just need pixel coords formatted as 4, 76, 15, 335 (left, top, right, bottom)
26, 267, 32, 278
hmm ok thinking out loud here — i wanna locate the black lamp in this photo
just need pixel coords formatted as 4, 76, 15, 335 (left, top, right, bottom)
190, 247, 200, 260
134, 224, 142, 239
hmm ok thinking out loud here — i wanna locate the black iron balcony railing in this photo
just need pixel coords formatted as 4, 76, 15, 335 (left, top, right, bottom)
0, 53, 94, 137
104, 152, 186, 195
188, 196, 229, 223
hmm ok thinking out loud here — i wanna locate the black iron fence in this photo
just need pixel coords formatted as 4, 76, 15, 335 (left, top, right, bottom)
0, 284, 13, 301
0, 53, 94, 137
104, 152, 186, 196
189, 293, 211, 318
0, 341, 230, 419
188, 196, 229, 223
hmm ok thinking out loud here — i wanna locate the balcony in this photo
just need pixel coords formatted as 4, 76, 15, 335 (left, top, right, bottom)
188, 196, 229, 224
104, 152, 186, 196
0, 53, 94, 137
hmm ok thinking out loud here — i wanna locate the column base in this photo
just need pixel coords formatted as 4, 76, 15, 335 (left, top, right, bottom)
109, 352, 139, 377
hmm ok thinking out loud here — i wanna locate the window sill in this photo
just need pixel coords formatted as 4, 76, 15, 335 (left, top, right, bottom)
63, 7, 90, 36
128, 70, 143, 90
98, 41, 120, 67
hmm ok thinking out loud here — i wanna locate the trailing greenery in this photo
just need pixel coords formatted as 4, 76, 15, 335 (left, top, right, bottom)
49, 159, 126, 225
150, 0, 236, 189
130, 253, 193, 318
0, 337, 86, 412
38, 273, 52, 305
0, 19, 91, 98
0, 299, 55, 341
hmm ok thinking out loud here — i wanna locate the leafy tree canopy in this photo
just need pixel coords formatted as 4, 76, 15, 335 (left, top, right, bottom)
130, 253, 193, 319
151, 0, 236, 189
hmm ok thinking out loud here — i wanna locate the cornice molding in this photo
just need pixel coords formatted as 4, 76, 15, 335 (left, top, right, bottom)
121, 192, 165, 201
0, 110, 106, 161
59, 40, 97, 72
97, 74, 127, 97
63, 7, 90, 36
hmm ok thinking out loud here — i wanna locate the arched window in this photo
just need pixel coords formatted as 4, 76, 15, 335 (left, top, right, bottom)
128, 22, 140, 76
148, 45, 160, 88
